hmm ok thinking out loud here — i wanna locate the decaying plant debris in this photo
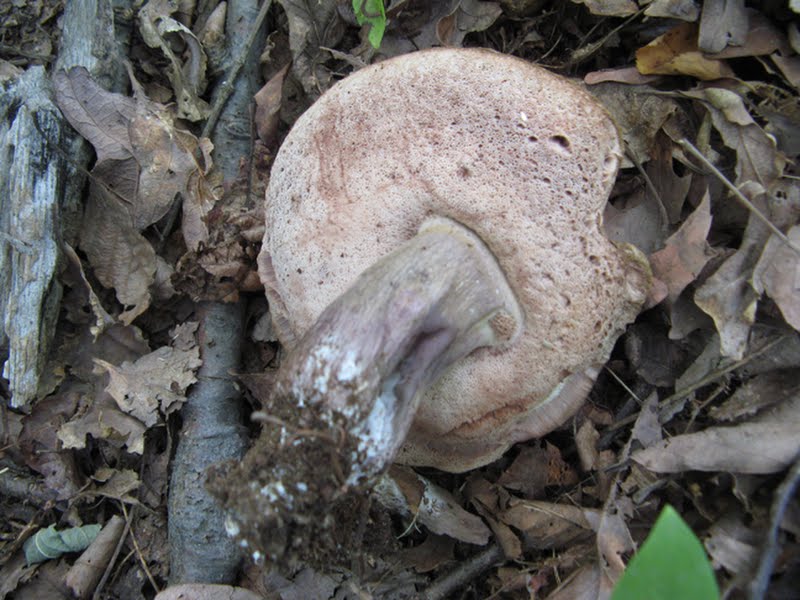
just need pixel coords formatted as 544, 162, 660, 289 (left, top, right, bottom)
1, 0, 800, 598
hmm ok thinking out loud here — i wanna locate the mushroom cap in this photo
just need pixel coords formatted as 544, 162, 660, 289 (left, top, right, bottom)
260, 48, 650, 472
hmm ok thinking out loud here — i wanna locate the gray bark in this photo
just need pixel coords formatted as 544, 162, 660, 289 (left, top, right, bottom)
0, 0, 131, 408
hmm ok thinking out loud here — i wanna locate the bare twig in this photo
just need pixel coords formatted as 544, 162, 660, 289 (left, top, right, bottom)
201, 0, 272, 140
678, 139, 800, 256
421, 544, 504, 600
748, 451, 800, 600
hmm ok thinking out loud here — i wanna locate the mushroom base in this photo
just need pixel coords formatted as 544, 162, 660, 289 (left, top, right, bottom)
208, 217, 523, 563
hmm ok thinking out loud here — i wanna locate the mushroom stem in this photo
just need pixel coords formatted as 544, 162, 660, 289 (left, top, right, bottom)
277, 216, 522, 485
209, 217, 523, 561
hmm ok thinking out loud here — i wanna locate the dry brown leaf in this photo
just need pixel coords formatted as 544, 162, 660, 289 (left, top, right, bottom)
644, 0, 700, 21
80, 183, 157, 325
590, 83, 679, 166
584, 66, 661, 86
704, 514, 760, 574
400, 535, 455, 573
378, 467, 491, 545
94, 325, 201, 427
632, 395, 800, 474
700, 87, 786, 186
465, 475, 522, 558
277, 0, 344, 96
138, 0, 210, 121
19, 389, 83, 500
649, 190, 713, 303
772, 54, 800, 90
631, 392, 663, 447
155, 584, 263, 600
497, 445, 550, 498
575, 421, 599, 472
571, 0, 638, 17
710, 369, 800, 421
753, 226, 800, 330
53, 68, 136, 162
55, 67, 212, 322
697, 0, 748, 53
645, 132, 693, 224
254, 63, 290, 149
58, 391, 148, 454
604, 190, 666, 255
500, 499, 598, 550
596, 501, 635, 582
545, 563, 609, 600
708, 10, 789, 58
90, 468, 141, 501
376, 0, 501, 59
636, 22, 735, 80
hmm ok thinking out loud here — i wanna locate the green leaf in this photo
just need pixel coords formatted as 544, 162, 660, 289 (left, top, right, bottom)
24, 523, 102, 565
611, 506, 719, 600
352, 0, 386, 49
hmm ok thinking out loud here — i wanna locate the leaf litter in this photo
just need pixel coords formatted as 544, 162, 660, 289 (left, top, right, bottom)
2, 1, 800, 598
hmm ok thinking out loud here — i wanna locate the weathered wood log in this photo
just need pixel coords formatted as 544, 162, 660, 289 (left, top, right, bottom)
0, 0, 131, 408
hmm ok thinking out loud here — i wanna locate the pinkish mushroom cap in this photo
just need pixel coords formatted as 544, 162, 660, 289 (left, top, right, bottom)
259, 48, 650, 472
209, 48, 650, 564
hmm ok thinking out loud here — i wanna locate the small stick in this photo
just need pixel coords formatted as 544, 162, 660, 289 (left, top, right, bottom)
201, 0, 272, 140
421, 544, 504, 600
678, 139, 800, 256
748, 451, 800, 600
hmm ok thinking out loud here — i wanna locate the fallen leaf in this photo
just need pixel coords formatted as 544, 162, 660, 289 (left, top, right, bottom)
636, 22, 735, 80
499, 498, 598, 550
704, 514, 759, 573
710, 369, 800, 421
584, 66, 661, 86
138, 0, 210, 121
753, 225, 800, 330
590, 83, 679, 166
52, 68, 136, 162
644, 0, 700, 21
19, 389, 84, 500
94, 325, 201, 427
649, 190, 713, 303
632, 395, 800, 474
571, 0, 638, 17
708, 9, 789, 58
155, 584, 263, 600
400, 535, 455, 573
254, 63, 290, 148
631, 392, 664, 448
277, 0, 344, 96
694, 184, 772, 359
697, 0, 748, 53
378, 467, 491, 545
58, 391, 148, 454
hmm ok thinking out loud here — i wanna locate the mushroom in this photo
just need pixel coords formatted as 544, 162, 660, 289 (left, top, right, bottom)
209, 48, 650, 561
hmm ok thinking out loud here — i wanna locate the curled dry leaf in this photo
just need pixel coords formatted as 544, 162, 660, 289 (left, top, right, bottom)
377, 466, 491, 545
636, 22, 735, 80
138, 0, 210, 121
632, 395, 800, 474
571, 0, 638, 17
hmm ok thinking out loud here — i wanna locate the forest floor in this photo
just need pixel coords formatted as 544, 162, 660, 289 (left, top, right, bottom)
1, 1, 799, 599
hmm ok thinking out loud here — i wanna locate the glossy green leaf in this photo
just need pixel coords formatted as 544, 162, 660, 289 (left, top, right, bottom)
352, 0, 386, 48
611, 505, 719, 600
